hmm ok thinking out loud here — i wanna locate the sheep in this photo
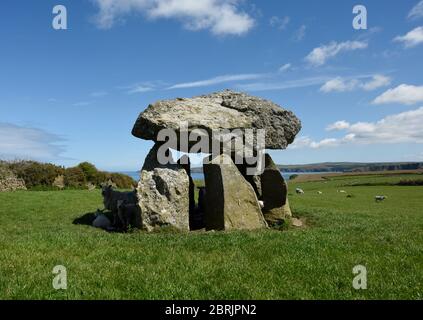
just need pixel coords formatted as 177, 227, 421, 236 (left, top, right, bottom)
117, 200, 142, 231
101, 185, 138, 228
375, 195, 387, 202
338, 190, 347, 193
92, 210, 112, 229
296, 188, 305, 195
317, 191, 323, 195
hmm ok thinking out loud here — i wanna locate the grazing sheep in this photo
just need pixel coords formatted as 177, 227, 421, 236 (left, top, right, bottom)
317, 191, 323, 195
338, 190, 347, 193
296, 188, 305, 195
101, 185, 138, 228
375, 195, 387, 202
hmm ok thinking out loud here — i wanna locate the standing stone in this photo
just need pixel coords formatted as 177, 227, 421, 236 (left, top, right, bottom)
261, 154, 292, 226
203, 154, 267, 231
137, 144, 190, 231
235, 162, 262, 199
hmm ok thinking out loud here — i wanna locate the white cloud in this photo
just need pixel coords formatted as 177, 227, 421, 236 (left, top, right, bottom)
394, 26, 423, 48
236, 76, 331, 91
305, 41, 368, 67
92, 0, 255, 36
168, 73, 264, 89
361, 75, 392, 91
291, 107, 423, 149
320, 77, 358, 93
0, 123, 65, 161
373, 84, 423, 105
269, 16, 290, 30
320, 75, 391, 93
278, 63, 291, 72
293, 25, 306, 41
128, 85, 154, 94
408, 1, 423, 20
326, 120, 350, 131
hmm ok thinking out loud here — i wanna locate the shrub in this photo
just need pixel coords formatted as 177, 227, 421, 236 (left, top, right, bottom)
64, 167, 87, 188
77, 162, 99, 184
9, 161, 64, 189
109, 173, 136, 189
397, 179, 423, 186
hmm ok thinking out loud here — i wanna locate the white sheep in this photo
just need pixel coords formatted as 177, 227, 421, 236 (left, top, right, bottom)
375, 195, 387, 202
296, 188, 305, 194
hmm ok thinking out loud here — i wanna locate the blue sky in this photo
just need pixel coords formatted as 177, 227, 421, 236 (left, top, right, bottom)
1, 0, 423, 171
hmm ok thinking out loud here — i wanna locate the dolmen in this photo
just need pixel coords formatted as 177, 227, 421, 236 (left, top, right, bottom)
131, 90, 301, 231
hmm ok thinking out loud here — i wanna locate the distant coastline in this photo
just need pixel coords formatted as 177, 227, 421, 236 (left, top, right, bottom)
189, 161, 423, 174
121, 161, 423, 182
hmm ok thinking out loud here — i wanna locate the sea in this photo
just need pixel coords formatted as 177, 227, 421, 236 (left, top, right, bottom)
122, 171, 316, 182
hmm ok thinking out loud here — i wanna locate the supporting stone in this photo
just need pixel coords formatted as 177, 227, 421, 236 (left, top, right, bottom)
261, 154, 292, 226
203, 154, 267, 231
137, 143, 190, 231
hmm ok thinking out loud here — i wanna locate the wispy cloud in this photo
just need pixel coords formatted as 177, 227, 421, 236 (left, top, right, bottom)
91, 0, 255, 36
320, 75, 391, 93
305, 40, 368, 67
291, 107, 423, 149
73, 101, 92, 107
236, 76, 331, 91
168, 73, 266, 89
373, 84, 423, 105
0, 123, 66, 161
293, 24, 306, 41
394, 26, 423, 48
269, 16, 290, 30
408, 1, 423, 20
278, 63, 291, 73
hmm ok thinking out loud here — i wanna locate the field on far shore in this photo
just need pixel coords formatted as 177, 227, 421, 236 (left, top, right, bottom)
0, 172, 422, 299
289, 169, 423, 183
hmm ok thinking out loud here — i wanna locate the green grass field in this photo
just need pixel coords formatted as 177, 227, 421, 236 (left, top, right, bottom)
0, 173, 422, 300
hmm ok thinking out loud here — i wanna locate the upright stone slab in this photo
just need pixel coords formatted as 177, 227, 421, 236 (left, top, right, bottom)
137, 144, 190, 231
261, 154, 292, 225
203, 154, 267, 231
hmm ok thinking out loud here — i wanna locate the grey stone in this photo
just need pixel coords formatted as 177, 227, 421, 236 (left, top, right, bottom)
132, 90, 301, 152
261, 154, 292, 225
137, 144, 190, 231
203, 154, 268, 231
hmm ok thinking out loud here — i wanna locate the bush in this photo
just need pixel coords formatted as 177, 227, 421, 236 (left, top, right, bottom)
64, 167, 87, 188
109, 173, 136, 189
77, 162, 99, 184
9, 161, 64, 189
397, 179, 423, 186
1, 160, 136, 190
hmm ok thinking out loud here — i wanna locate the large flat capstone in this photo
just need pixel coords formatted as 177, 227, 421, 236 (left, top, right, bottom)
132, 90, 301, 152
